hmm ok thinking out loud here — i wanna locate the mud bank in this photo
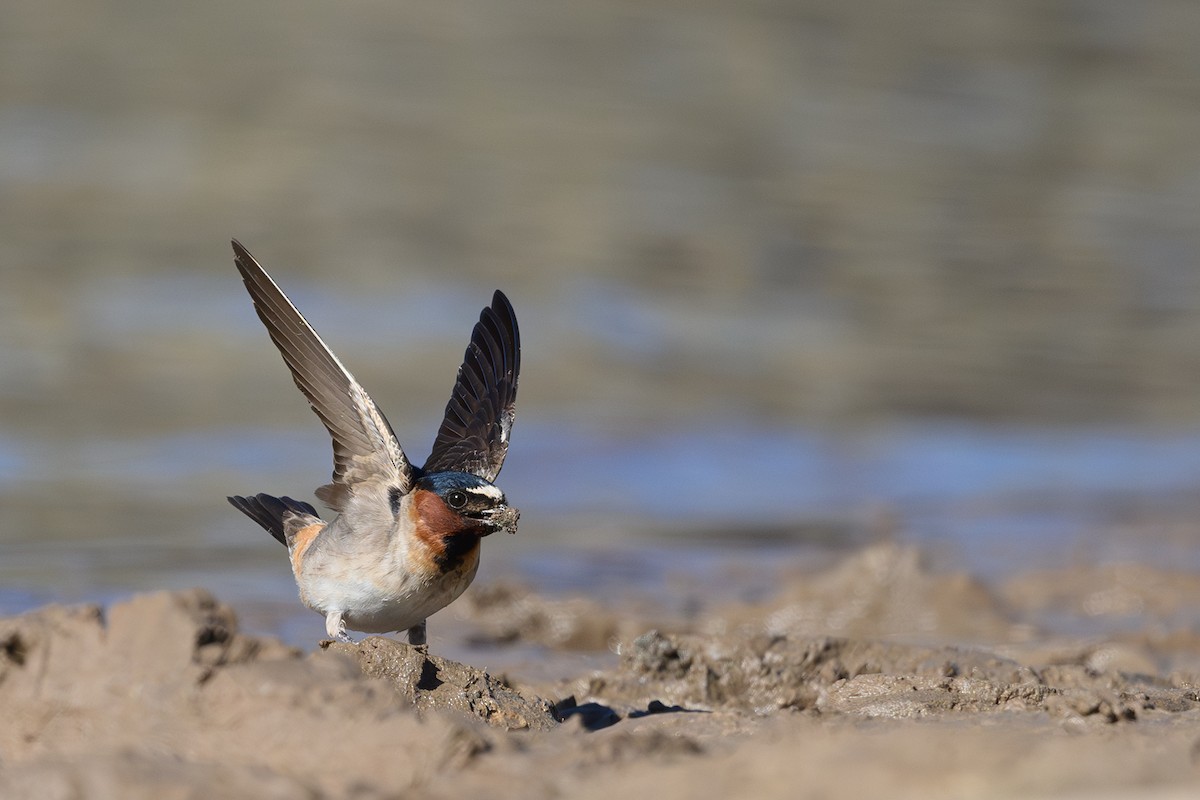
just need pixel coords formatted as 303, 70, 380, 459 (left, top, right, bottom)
4, 545, 1200, 798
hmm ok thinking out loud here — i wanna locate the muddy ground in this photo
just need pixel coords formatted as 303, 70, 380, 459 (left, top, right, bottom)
3, 542, 1200, 799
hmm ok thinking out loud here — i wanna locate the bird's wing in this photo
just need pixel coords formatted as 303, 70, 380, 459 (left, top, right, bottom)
422, 290, 520, 482
232, 240, 413, 510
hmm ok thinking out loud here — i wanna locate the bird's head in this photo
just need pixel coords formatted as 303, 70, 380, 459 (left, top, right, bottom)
411, 471, 519, 539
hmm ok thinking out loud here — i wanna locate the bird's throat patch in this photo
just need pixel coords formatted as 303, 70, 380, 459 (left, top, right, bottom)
411, 489, 482, 574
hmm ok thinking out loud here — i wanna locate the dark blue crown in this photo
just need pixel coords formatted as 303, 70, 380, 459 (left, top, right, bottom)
414, 471, 494, 495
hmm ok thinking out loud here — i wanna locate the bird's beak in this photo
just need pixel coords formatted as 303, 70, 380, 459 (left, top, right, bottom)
481, 505, 520, 535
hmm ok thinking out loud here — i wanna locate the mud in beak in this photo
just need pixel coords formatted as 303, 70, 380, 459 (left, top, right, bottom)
480, 505, 520, 536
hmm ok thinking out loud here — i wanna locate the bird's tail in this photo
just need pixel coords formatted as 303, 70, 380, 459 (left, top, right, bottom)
228, 493, 321, 547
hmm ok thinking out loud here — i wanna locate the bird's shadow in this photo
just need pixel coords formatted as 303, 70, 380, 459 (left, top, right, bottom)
554, 696, 708, 732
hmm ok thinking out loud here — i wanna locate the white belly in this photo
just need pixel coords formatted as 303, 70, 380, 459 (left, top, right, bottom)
296, 543, 481, 634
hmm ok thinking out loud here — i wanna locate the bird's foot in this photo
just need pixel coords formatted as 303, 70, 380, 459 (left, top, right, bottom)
325, 611, 352, 643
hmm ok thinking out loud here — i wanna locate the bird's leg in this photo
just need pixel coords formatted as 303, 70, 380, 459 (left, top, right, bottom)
406, 620, 427, 646
326, 611, 352, 643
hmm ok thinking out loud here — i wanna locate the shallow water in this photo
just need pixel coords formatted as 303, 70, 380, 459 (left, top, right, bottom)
5, 274, 1200, 648
6, 388, 1200, 645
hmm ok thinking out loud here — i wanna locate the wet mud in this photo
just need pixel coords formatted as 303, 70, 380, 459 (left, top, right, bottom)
4, 544, 1200, 798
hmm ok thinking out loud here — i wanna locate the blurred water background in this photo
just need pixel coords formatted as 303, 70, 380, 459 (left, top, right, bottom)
4, 1, 1200, 644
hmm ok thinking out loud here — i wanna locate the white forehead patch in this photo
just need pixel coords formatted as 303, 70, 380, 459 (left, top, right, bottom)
469, 484, 505, 502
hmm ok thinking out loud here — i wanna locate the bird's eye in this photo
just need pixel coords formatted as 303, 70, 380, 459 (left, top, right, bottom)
446, 490, 468, 510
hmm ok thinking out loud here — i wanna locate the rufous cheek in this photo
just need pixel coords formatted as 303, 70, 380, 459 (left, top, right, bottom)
408, 489, 460, 571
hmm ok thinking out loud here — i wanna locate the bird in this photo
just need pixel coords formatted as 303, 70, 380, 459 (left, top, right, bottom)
226, 240, 520, 646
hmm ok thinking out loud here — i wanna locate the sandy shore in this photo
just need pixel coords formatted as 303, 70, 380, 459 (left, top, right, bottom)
3, 542, 1200, 799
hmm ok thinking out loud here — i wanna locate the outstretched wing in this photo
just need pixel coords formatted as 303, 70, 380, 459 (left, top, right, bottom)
232, 240, 413, 509
422, 290, 520, 482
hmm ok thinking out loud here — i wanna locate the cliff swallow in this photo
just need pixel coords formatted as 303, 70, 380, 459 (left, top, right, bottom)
227, 240, 520, 645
